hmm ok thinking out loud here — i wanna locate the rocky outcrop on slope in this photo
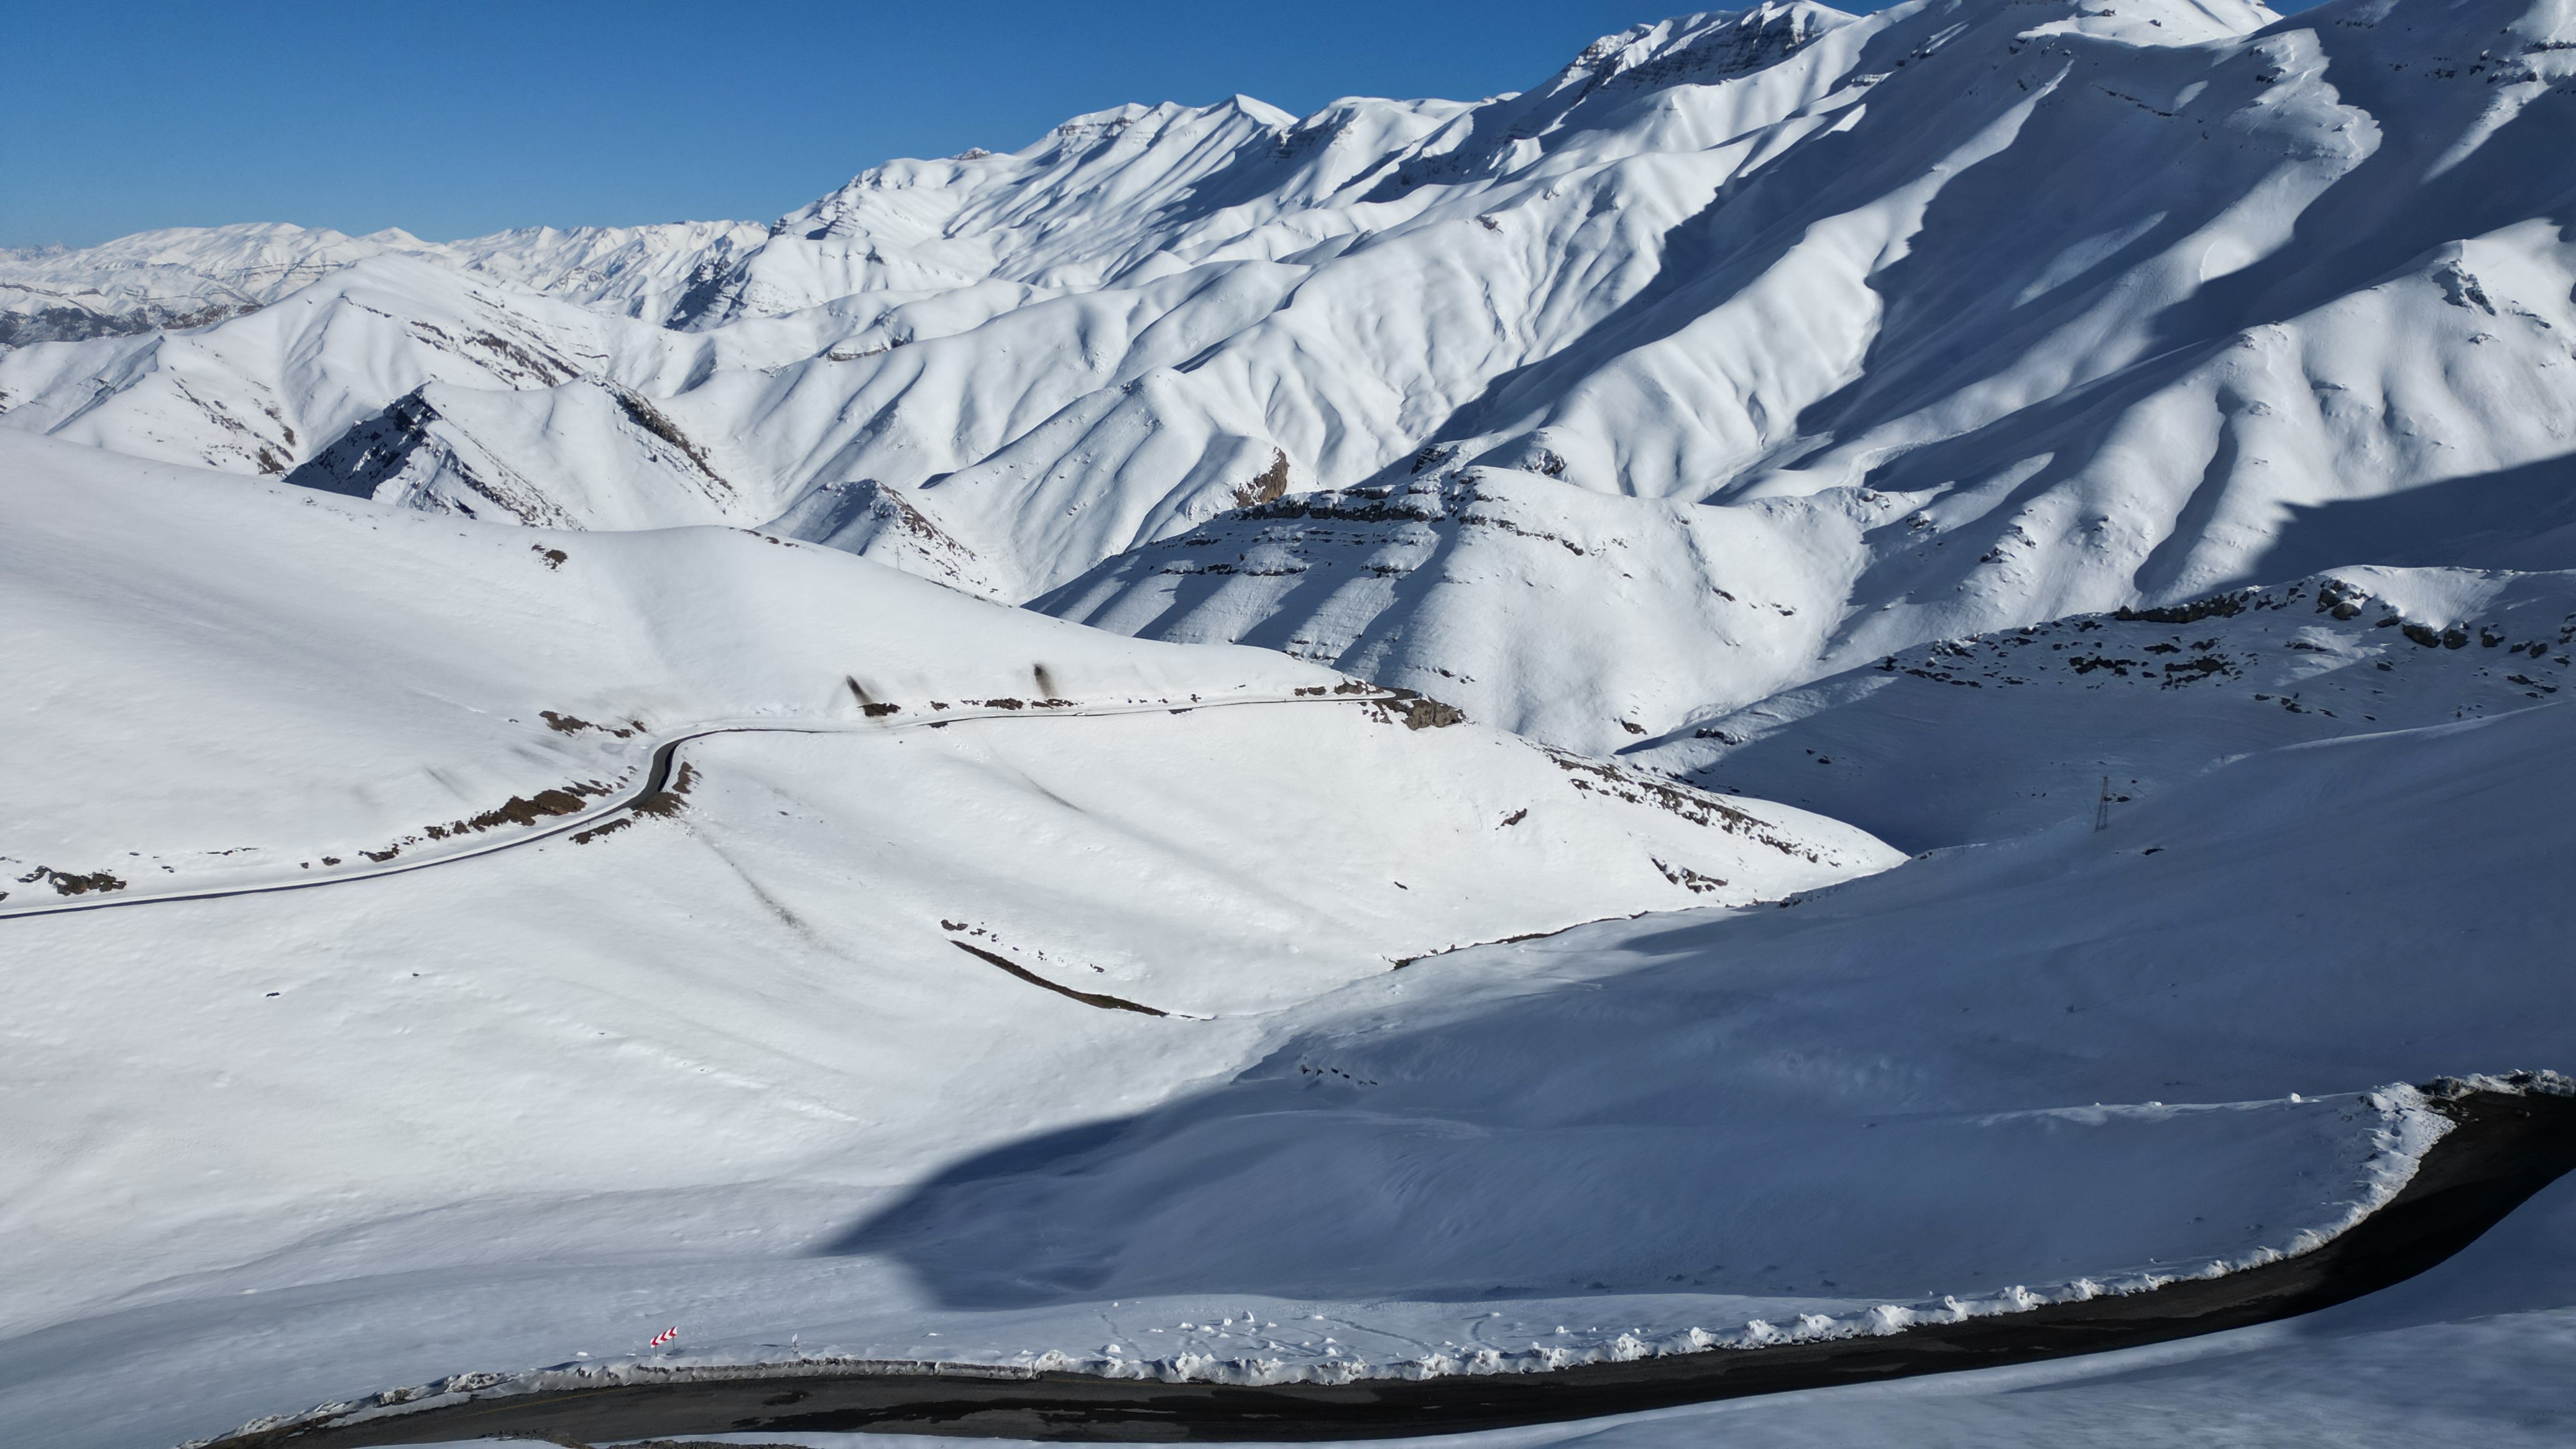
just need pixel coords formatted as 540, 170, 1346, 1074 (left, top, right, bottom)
288, 378, 746, 529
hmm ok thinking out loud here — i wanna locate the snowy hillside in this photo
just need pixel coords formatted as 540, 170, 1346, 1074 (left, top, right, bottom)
0, 434, 1915, 1448
1, 429, 1886, 926
7, 0, 2576, 1444
1039, 468, 1888, 753
1627, 564, 2576, 848
4, 426, 2566, 1443
808, 690, 2576, 1409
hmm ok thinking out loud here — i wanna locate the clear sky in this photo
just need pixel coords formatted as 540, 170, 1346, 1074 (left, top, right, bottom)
2, 0, 2315, 250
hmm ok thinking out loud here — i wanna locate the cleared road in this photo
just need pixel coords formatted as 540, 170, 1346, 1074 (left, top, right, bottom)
203, 1080, 2576, 1446
0, 691, 1376, 923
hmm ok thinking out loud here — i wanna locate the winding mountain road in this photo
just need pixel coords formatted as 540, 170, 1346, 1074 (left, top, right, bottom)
0, 691, 1379, 923
197, 1081, 2576, 1447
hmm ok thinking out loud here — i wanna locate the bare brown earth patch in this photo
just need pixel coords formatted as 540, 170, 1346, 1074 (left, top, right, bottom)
359, 778, 618, 862
632, 762, 700, 820
13, 865, 128, 897
1546, 751, 1843, 865
1231, 448, 1292, 509
1357, 687, 1464, 729
539, 711, 637, 739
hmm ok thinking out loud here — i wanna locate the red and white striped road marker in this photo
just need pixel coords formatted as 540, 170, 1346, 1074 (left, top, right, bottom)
648, 1326, 679, 1350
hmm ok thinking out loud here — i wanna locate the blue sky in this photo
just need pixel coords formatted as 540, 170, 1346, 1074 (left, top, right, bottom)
0, 0, 1857, 247
3, 0, 2313, 250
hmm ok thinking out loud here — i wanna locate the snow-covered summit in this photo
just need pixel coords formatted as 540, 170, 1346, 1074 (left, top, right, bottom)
0, 222, 417, 344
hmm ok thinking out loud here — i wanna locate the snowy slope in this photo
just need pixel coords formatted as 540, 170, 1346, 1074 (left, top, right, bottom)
833, 690, 2575, 1395
280, 376, 756, 529
1038, 468, 1882, 753
1622, 565, 2576, 848
1, 430, 1884, 915
10, 578, 2568, 1447
0, 433, 1899, 1449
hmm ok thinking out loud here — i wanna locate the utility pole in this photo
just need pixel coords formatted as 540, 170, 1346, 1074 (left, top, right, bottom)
2094, 775, 2113, 832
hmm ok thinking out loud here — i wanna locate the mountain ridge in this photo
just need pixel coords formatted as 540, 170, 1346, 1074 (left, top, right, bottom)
9, 0, 2576, 756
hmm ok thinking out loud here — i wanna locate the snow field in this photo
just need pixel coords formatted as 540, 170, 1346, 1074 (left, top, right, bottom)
133, 689, 2576, 1448
0, 436, 1890, 1446
7, 0, 2576, 1442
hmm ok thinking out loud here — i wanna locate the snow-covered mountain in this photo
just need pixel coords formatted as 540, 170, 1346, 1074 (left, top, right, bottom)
0, 433, 1899, 1447
8, 1, 2576, 1445
0, 218, 764, 348
0, 224, 400, 345
11, 0, 2576, 755
3, 424, 2568, 1449
1027, 0, 2576, 747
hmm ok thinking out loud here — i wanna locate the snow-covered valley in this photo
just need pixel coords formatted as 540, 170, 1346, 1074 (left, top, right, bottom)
5, 0, 2576, 1444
